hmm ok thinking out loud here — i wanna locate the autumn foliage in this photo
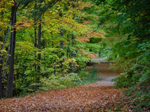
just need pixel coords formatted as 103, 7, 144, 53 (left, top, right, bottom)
0, 84, 124, 112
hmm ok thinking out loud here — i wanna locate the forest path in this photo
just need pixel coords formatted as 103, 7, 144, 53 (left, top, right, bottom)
0, 63, 122, 112
85, 61, 120, 87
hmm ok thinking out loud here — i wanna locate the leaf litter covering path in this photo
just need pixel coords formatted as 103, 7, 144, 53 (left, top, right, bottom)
0, 86, 122, 112
0, 63, 123, 112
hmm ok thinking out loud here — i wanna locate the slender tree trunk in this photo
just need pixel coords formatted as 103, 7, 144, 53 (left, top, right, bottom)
33, 0, 38, 91
59, 12, 64, 74
67, 34, 70, 59
6, 1, 18, 98
0, 38, 2, 98
3, 39, 11, 78
43, 36, 46, 77
34, 24, 37, 90
2, 34, 12, 98
72, 34, 76, 73
60, 12, 64, 49
69, 0, 77, 73
34, 25, 37, 70
34, 0, 37, 73
0, 22, 10, 62
60, 29, 64, 48
0, 22, 10, 98
38, 18, 41, 72
51, 32, 56, 75
60, 29, 64, 74
0, 1, 5, 98
0, 62, 2, 98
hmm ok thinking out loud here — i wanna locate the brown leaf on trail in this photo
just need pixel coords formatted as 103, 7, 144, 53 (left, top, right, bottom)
0, 84, 124, 112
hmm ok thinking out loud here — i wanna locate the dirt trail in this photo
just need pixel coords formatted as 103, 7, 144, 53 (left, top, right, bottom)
0, 63, 122, 112
85, 63, 120, 87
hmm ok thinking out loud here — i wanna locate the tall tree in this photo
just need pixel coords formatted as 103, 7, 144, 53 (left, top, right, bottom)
34, 0, 38, 73
37, 17, 41, 74
6, 1, 18, 98
0, 37, 2, 98
0, 0, 5, 98
59, 11, 64, 74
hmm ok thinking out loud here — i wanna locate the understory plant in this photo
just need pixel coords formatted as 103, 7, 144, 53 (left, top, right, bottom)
112, 40, 150, 111
39, 73, 81, 91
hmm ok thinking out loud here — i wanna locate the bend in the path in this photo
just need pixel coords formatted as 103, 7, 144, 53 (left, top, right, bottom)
86, 61, 121, 87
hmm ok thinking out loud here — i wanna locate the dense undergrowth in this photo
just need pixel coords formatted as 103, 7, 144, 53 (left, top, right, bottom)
38, 67, 101, 92
13, 66, 101, 98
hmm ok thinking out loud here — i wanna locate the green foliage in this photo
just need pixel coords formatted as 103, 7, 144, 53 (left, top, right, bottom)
78, 70, 89, 79
78, 66, 102, 85
90, 38, 102, 43
92, 0, 150, 111
112, 73, 138, 88
39, 67, 102, 92
111, 40, 150, 111
39, 73, 81, 91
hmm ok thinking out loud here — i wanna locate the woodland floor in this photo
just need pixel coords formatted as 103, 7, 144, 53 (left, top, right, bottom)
0, 62, 127, 112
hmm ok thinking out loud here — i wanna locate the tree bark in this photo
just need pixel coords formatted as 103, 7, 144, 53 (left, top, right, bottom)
72, 34, 76, 73
0, 1, 6, 98
3, 39, 11, 78
38, 18, 41, 72
59, 12, 64, 74
0, 22, 10, 98
0, 37, 2, 98
67, 34, 70, 59
34, 0, 37, 73
6, 1, 18, 98
0, 22, 10, 62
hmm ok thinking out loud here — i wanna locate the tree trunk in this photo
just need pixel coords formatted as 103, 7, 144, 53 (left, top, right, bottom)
38, 18, 41, 72
69, 0, 77, 73
0, 1, 6, 98
34, 25, 37, 71
3, 39, 11, 78
0, 37, 2, 98
67, 34, 70, 59
0, 22, 10, 98
0, 22, 10, 62
34, 0, 37, 73
72, 34, 76, 73
59, 12, 64, 74
6, 1, 18, 98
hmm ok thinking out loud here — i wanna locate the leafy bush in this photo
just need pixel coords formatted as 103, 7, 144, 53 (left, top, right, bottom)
78, 70, 90, 79
112, 72, 141, 88
39, 73, 81, 91
112, 42, 150, 111
78, 66, 102, 85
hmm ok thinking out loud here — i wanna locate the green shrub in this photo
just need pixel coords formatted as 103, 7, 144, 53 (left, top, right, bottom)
112, 72, 141, 88
39, 73, 81, 91
78, 67, 102, 85
78, 70, 90, 79
113, 60, 150, 111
